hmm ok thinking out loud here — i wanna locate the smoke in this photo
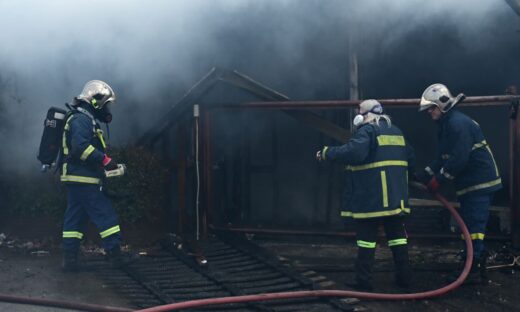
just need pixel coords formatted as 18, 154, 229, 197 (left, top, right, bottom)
0, 0, 518, 174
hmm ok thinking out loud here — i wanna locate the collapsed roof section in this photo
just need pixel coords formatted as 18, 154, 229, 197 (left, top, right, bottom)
136, 67, 350, 147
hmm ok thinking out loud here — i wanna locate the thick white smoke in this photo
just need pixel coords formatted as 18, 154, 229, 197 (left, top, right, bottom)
0, 0, 517, 174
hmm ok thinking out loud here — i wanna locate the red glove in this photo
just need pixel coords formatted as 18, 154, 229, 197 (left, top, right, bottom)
102, 154, 118, 171
427, 176, 440, 193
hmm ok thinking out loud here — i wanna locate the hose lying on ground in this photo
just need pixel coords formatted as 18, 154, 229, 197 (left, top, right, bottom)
0, 185, 471, 312
135, 186, 473, 312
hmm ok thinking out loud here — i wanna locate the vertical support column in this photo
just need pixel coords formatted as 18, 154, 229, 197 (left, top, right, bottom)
243, 111, 252, 223
349, 44, 359, 101
270, 114, 280, 223
175, 123, 187, 236
508, 86, 520, 247
200, 106, 213, 240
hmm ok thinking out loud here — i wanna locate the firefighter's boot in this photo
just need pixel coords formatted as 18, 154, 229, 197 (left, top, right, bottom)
463, 259, 483, 285
479, 255, 489, 284
391, 245, 412, 289
106, 247, 134, 268
106, 248, 125, 268
62, 252, 79, 272
464, 255, 489, 285
350, 247, 375, 291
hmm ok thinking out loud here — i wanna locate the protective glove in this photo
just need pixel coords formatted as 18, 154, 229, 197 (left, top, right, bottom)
102, 154, 118, 171
426, 176, 440, 193
415, 168, 432, 185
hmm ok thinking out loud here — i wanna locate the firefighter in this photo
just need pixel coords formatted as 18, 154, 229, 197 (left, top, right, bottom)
60, 80, 125, 271
417, 83, 501, 284
316, 99, 415, 291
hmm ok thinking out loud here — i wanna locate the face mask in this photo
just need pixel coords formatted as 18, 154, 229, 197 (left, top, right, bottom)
353, 114, 365, 127
353, 104, 383, 127
96, 102, 113, 123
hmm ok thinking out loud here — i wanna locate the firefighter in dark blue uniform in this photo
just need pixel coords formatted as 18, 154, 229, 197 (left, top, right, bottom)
317, 99, 416, 291
418, 83, 501, 283
61, 80, 125, 271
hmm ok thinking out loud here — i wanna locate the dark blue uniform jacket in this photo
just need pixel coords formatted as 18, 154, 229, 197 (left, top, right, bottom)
425, 109, 501, 198
323, 120, 415, 219
61, 110, 106, 185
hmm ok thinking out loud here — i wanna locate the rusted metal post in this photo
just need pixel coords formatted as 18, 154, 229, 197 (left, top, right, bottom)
200, 106, 213, 240
508, 86, 520, 247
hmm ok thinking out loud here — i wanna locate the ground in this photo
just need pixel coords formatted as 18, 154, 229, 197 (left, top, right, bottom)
0, 248, 132, 312
256, 236, 520, 312
0, 217, 519, 312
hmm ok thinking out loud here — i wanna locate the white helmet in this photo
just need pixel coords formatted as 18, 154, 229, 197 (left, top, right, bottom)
419, 83, 465, 112
78, 80, 116, 110
353, 99, 383, 126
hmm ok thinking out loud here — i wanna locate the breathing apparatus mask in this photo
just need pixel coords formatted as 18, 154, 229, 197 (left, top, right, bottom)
94, 99, 113, 123
353, 100, 384, 127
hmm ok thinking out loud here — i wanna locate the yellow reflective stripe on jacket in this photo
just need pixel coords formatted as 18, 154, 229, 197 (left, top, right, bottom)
62, 115, 74, 156
357, 240, 376, 248
60, 163, 101, 184
380, 171, 388, 208
96, 129, 106, 149
80, 145, 96, 161
62, 231, 84, 239
456, 178, 502, 196
61, 175, 101, 184
472, 140, 487, 150
346, 160, 408, 171
388, 238, 407, 247
100, 225, 121, 238
377, 135, 405, 146
485, 146, 499, 177
322, 146, 329, 160
440, 167, 455, 180
472, 140, 499, 176
341, 207, 411, 219
62, 132, 68, 155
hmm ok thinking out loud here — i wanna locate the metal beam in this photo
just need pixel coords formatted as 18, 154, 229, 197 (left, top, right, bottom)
220, 95, 519, 110
505, 0, 520, 16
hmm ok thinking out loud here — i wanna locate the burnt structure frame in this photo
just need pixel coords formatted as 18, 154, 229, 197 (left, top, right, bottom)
137, 68, 520, 246
203, 96, 520, 245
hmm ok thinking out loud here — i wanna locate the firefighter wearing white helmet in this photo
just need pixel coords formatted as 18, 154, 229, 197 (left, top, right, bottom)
417, 83, 501, 284
419, 83, 466, 113
60, 80, 127, 271
316, 99, 416, 291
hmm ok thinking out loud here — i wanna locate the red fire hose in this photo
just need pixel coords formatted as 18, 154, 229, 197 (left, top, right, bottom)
135, 189, 473, 311
0, 189, 471, 312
